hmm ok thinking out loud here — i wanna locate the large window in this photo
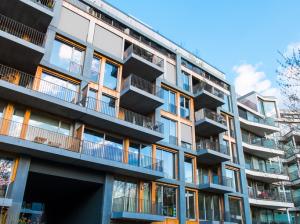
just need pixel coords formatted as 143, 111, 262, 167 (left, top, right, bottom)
156, 148, 176, 179
112, 180, 137, 212
90, 56, 101, 83
225, 168, 240, 192
185, 190, 195, 219
39, 72, 79, 103
180, 96, 190, 119
181, 71, 190, 91
156, 185, 177, 217
199, 193, 221, 221
50, 38, 84, 75
161, 117, 177, 145
184, 157, 194, 183
128, 142, 152, 169
103, 62, 118, 90
229, 197, 245, 224
162, 88, 176, 114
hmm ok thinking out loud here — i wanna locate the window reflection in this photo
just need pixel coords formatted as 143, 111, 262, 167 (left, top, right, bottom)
156, 147, 175, 179
101, 95, 116, 116
156, 185, 177, 217
103, 62, 118, 90
90, 57, 101, 83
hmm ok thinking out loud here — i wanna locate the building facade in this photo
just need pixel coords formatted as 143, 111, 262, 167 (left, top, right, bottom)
0, 0, 252, 223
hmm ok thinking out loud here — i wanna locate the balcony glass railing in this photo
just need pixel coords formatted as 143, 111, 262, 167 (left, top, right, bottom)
30, 0, 56, 10
112, 196, 163, 215
196, 140, 229, 155
195, 109, 226, 125
0, 118, 163, 172
124, 44, 164, 69
0, 14, 45, 46
248, 188, 292, 202
245, 161, 284, 175
289, 169, 300, 181
199, 175, 233, 188
239, 111, 277, 127
242, 132, 276, 149
0, 64, 163, 134
121, 74, 163, 98
193, 82, 224, 99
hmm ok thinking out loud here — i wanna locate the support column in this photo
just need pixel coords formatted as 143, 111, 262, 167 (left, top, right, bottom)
7, 156, 31, 224
178, 150, 186, 224
176, 54, 181, 87
100, 174, 114, 224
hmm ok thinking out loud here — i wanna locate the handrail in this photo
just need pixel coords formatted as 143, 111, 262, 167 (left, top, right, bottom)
121, 74, 163, 98
124, 44, 164, 69
0, 14, 45, 46
0, 64, 163, 134
0, 118, 163, 172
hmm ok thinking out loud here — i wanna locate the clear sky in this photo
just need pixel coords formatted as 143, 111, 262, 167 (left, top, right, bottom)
105, 0, 300, 100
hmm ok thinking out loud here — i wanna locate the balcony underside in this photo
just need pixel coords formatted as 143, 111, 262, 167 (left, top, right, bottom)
0, 0, 53, 31
0, 32, 44, 73
0, 135, 164, 180
194, 90, 225, 110
123, 54, 164, 82
111, 212, 165, 222
239, 118, 279, 136
120, 86, 164, 115
195, 119, 227, 137
196, 149, 231, 165
0, 81, 164, 143
242, 142, 284, 159
199, 183, 233, 194
249, 198, 294, 209
246, 169, 289, 183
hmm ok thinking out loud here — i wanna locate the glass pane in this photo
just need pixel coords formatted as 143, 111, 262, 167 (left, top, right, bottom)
101, 95, 116, 116
163, 150, 175, 179
128, 142, 139, 166
184, 157, 193, 183
50, 40, 72, 70
104, 135, 123, 161
10, 107, 25, 137
103, 62, 118, 90
90, 57, 101, 83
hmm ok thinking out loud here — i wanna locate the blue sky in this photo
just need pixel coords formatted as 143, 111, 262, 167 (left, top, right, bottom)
105, 0, 300, 99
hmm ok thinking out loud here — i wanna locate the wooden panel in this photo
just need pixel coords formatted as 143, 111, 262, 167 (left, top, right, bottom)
10, 158, 19, 182
123, 138, 129, 163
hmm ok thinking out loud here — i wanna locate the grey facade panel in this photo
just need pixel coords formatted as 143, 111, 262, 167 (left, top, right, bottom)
58, 7, 89, 41
181, 123, 192, 144
93, 25, 123, 58
165, 62, 177, 85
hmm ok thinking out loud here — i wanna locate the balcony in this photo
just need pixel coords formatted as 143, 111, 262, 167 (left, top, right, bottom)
242, 132, 284, 159
0, 117, 164, 179
120, 74, 164, 115
195, 109, 227, 137
0, 14, 45, 73
248, 188, 294, 209
245, 162, 289, 183
123, 44, 164, 81
193, 82, 225, 110
289, 170, 300, 187
196, 140, 230, 165
111, 196, 165, 222
0, 64, 164, 143
239, 113, 279, 136
198, 176, 234, 194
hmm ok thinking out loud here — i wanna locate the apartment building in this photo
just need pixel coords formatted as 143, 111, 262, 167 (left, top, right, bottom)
0, 0, 252, 223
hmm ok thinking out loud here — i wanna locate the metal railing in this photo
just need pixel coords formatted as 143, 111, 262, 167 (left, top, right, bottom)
199, 175, 234, 188
0, 118, 163, 172
195, 109, 226, 125
196, 140, 229, 155
248, 188, 293, 202
0, 64, 163, 134
30, 0, 56, 10
193, 82, 224, 99
121, 74, 163, 98
112, 196, 163, 215
241, 131, 276, 149
0, 14, 45, 46
124, 44, 164, 69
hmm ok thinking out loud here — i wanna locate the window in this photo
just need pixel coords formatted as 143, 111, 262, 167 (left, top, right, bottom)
185, 190, 195, 219
162, 87, 176, 114
90, 56, 101, 83
50, 38, 84, 75
181, 71, 190, 91
229, 197, 245, 224
184, 157, 194, 183
39, 72, 79, 103
86, 88, 98, 110
103, 62, 118, 90
225, 168, 241, 192
229, 117, 235, 138
161, 117, 177, 145
9, 106, 25, 137
199, 193, 221, 221
101, 95, 116, 116
0, 158, 13, 197
230, 143, 239, 164
180, 96, 190, 119
128, 142, 152, 168
222, 95, 232, 112
156, 185, 177, 217
156, 148, 176, 179
112, 180, 137, 212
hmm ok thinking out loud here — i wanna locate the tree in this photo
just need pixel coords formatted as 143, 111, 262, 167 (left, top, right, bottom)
277, 49, 300, 111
